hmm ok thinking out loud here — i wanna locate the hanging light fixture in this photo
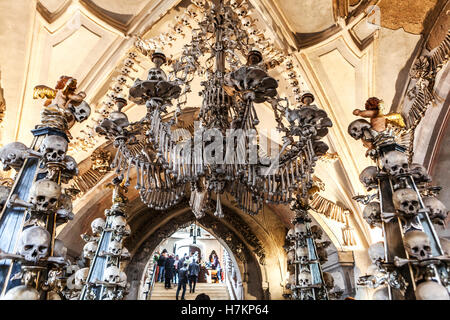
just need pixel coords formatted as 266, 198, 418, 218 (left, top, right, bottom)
95, 0, 332, 220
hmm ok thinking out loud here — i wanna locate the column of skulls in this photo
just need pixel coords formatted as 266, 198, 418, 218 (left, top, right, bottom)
0, 76, 91, 299
284, 197, 330, 300
349, 97, 449, 300
79, 177, 131, 300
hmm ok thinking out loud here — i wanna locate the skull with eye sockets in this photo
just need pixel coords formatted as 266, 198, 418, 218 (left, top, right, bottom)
18, 226, 51, 263
29, 179, 61, 212
403, 230, 432, 260
348, 119, 371, 140
363, 202, 382, 228
422, 196, 448, 226
392, 189, 420, 219
68, 100, 91, 123
146, 68, 167, 82
83, 241, 98, 260
40, 135, 68, 163
359, 166, 379, 190
382, 151, 409, 176
91, 217, 105, 236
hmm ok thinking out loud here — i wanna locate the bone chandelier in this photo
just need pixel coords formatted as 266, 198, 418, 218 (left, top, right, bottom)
95, 0, 332, 218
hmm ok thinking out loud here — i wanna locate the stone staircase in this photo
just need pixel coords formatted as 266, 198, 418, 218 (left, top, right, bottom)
150, 281, 230, 300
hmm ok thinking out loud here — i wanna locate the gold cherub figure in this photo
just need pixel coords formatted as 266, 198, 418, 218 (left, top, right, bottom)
33, 76, 89, 138
353, 97, 405, 132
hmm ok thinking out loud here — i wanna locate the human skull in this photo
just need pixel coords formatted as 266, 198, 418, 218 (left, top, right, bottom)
104, 266, 121, 284
287, 249, 295, 264
439, 237, 450, 256
347, 119, 371, 140
310, 225, 323, 240
0, 142, 29, 170
322, 272, 334, 290
410, 163, 431, 184
1, 285, 40, 300
19, 226, 51, 263
382, 151, 409, 176
83, 241, 98, 260
147, 68, 167, 82
53, 239, 67, 259
124, 224, 131, 237
392, 189, 420, 218
363, 202, 382, 228
121, 247, 130, 259
111, 215, 127, 234
403, 230, 432, 260
359, 166, 378, 189
367, 241, 385, 263
298, 269, 312, 287
124, 58, 135, 68
40, 135, 68, 162
56, 193, 74, 223
0, 185, 11, 209
316, 241, 330, 263
296, 246, 309, 264
108, 240, 122, 256
422, 196, 448, 225
63, 155, 78, 174
115, 75, 128, 85
29, 179, 61, 212
68, 100, 91, 123
74, 267, 89, 290
294, 222, 307, 236
192, 0, 206, 8
416, 281, 449, 300
119, 271, 128, 287
286, 228, 296, 240
91, 217, 105, 236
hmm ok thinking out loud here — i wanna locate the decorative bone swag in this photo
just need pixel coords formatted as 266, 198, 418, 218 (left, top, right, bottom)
0, 75, 90, 300
349, 96, 449, 300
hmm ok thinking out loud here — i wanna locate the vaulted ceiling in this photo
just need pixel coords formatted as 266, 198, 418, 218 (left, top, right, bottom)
0, 0, 448, 275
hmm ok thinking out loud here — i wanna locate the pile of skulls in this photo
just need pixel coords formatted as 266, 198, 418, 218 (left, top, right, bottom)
77, 194, 131, 300
284, 201, 331, 300
353, 142, 449, 299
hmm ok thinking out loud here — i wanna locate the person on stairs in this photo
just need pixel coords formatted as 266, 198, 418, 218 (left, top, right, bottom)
176, 262, 189, 300
164, 254, 175, 289
173, 254, 179, 284
157, 249, 167, 282
188, 258, 200, 294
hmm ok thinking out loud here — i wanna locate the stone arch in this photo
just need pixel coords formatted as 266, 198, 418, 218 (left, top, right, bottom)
124, 208, 266, 300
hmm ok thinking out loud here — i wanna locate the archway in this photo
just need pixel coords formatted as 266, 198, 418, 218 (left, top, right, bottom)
124, 207, 266, 300
135, 223, 245, 300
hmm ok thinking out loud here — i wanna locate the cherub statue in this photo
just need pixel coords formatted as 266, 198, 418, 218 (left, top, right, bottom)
33, 76, 91, 138
352, 97, 405, 132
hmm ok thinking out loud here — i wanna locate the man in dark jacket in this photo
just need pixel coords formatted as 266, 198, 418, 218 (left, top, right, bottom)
176, 262, 189, 300
164, 254, 175, 289
188, 259, 200, 293
157, 250, 167, 282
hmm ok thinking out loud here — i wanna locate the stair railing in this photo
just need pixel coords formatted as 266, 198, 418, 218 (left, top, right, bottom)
144, 262, 157, 300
